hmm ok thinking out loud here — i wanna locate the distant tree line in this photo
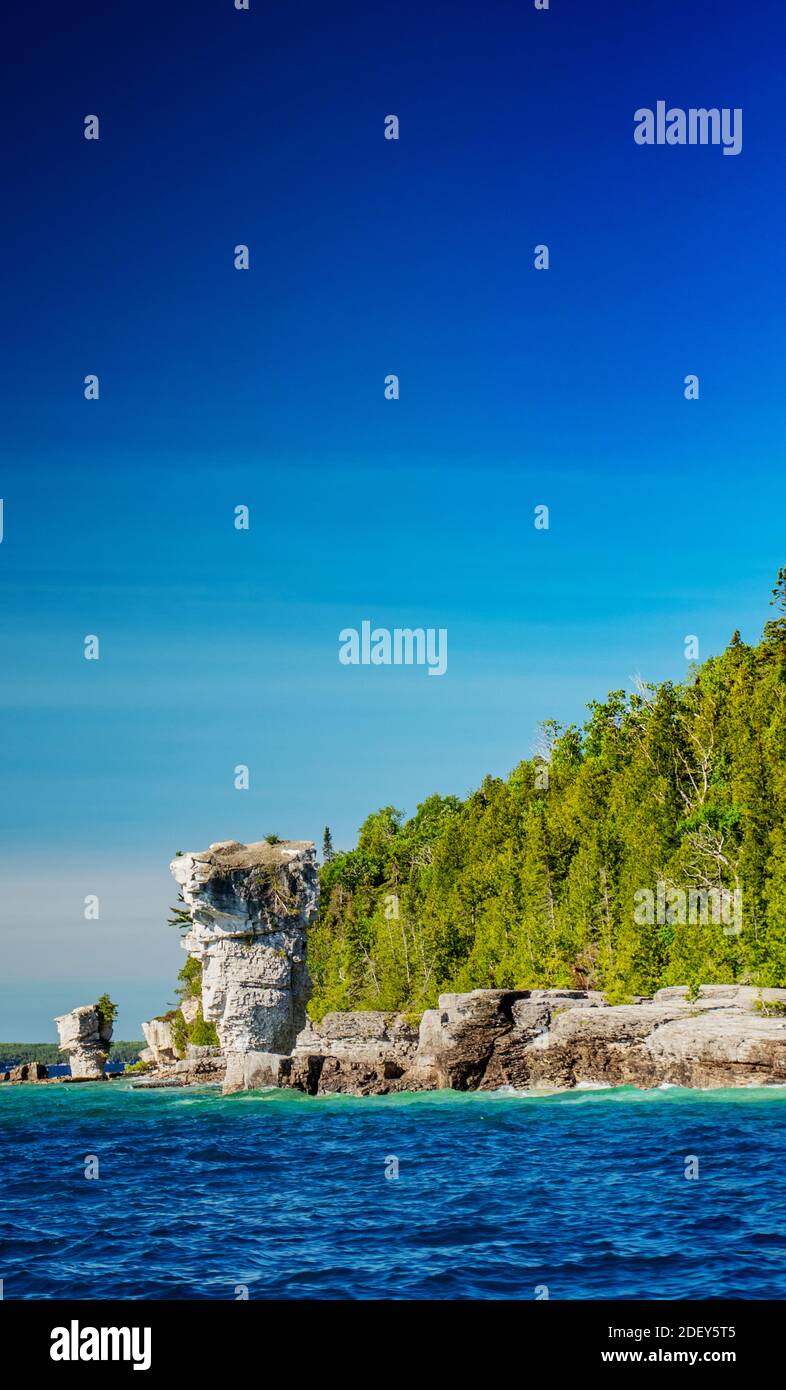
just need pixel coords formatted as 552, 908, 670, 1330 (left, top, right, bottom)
0, 1041, 144, 1065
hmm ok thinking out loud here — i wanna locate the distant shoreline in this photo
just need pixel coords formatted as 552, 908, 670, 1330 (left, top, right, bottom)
0, 1041, 144, 1066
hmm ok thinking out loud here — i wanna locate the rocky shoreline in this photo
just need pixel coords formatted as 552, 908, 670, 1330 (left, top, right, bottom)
132, 983, 786, 1096
135, 836, 786, 1097
9, 836, 786, 1097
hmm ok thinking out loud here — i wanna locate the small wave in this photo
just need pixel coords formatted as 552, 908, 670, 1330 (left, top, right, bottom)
4, 1079, 786, 1300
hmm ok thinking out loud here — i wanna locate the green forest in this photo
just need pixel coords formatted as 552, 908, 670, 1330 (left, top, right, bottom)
309, 569, 786, 1018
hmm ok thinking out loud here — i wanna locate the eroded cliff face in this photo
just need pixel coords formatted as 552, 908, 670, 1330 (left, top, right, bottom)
140, 1018, 178, 1066
138, 978, 786, 1094
171, 838, 318, 1056
268, 986, 786, 1096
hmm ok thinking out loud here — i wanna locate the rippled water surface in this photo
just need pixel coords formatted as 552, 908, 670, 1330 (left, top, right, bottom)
2, 1081, 786, 1299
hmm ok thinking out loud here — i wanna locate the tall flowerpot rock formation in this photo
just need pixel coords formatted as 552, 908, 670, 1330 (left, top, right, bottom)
171, 838, 318, 1058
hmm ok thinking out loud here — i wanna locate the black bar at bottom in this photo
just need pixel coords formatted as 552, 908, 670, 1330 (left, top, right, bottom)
1, 1298, 773, 1375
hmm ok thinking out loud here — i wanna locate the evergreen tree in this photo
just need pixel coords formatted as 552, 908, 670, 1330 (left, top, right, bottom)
763, 565, 786, 647
168, 893, 192, 932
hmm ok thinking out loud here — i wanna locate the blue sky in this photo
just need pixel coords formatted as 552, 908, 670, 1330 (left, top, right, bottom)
2, 0, 784, 1038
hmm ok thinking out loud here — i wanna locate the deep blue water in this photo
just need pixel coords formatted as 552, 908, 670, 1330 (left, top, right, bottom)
36, 1063, 127, 1078
2, 1063, 127, 1076
2, 1081, 786, 1299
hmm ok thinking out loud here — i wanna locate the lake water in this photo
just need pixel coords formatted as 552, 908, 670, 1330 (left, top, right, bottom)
1, 1081, 785, 1299
24, 1062, 128, 1078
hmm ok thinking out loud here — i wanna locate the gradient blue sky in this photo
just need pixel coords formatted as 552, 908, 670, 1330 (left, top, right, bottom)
2, 0, 784, 1038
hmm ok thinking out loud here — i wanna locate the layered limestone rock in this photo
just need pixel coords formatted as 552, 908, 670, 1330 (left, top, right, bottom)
405, 985, 786, 1092
180, 996, 200, 1025
171, 838, 318, 1076
287, 1011, 420, 1096
222, 986, 786, 1096
406, 989, 607, 1090
0, 1061, 48, 1083
223, 1012, 420, 1096
140, 1017, 178, 1066
223, 1050, 292, 1094
136, 1014, 225, 1085
131, 1050, 225, 1089
54, 1004, 112, 1079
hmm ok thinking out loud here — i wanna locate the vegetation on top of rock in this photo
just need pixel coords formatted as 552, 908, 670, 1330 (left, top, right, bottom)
308, 569, 786, 1019
95, 994, 118, 1045
96, 993, 117, 1025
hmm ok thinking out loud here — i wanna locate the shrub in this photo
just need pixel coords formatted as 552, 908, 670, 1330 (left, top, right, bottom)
188, 1011, 220, 1048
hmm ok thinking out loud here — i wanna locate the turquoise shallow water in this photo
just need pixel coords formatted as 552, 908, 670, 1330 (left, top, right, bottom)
1, 1081, 785, 1299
